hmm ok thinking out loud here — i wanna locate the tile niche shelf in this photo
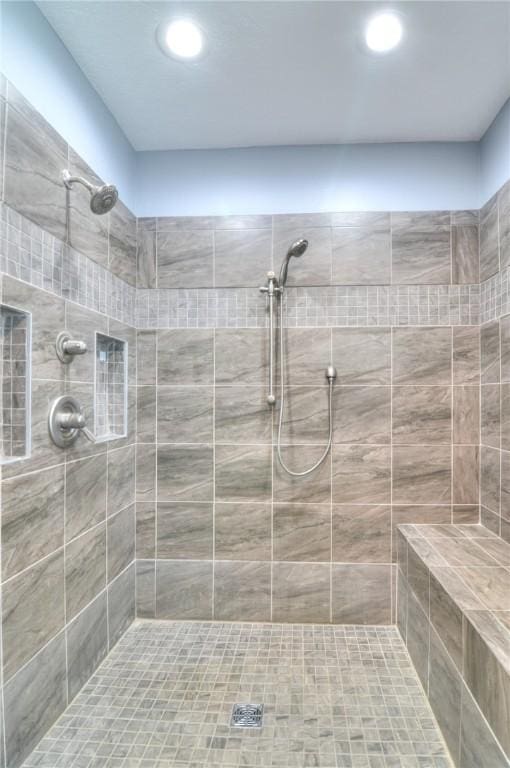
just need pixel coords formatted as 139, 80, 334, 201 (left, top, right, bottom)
0, 304, 31, 463
95, 332, 127, 441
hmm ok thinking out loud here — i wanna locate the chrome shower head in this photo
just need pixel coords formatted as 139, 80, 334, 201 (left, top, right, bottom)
279, 238, 309, 287
286, 238, 308, 258
89, 184, 118, 215
62, 170, 118, 215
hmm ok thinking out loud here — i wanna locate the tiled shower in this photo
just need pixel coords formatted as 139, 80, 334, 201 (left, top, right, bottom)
134, 212, 482, 627
0, 10, 510, 766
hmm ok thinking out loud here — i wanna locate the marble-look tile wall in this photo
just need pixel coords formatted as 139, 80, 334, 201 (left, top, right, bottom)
0, 203, 135, 325
135, 210, 482, 624
1, 78, 137, 288
137, 210, 480, 289
0, 76, 137, 768
480, 179, 510, 542
0, 289, 137, 768
136, 211, 481, 328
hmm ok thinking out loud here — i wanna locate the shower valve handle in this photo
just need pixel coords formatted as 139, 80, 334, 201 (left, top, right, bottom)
58, 411, 86, 430
55, 405, 96, 443
48, 395, 97, 447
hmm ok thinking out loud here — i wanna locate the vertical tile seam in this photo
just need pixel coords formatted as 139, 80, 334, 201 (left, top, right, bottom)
62, 300, 69, 704
497, 195, 503, 536
212, 326, 216, 621
0, 269, 6, 767
270, 219, 274, 622
390, 212, 394, 626
451, 325, 454, 524
105, 318, 111, 649
154, 328, 158, 617
329, 324, 333, 624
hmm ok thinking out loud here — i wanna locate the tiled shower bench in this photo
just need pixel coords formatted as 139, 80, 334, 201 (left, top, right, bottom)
397, 523, 510, 768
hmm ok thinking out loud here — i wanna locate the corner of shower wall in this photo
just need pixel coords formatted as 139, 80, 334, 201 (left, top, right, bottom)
479, 177, 510, 541
0, 75, 137, 768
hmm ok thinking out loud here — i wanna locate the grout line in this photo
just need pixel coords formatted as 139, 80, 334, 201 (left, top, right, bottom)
0, 389, 7, 768
212, 327, 216, 621
154, 330, 158, 617
451, 325, 454, 525
62, 333, 69, 705
329, 325, 333, 624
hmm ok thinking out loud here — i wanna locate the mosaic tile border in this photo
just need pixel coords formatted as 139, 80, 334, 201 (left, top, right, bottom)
0, 203, 136, 325
136, 284, 480, 328
480, 265, 510, 325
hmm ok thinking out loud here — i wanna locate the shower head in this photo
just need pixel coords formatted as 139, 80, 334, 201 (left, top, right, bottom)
62, 170, 118, 215
279, 238, 309, 287
286, 238, 308, 258
90, 184, 118, 215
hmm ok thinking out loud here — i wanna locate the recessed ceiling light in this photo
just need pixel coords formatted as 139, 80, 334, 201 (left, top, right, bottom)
157, 19, 204, 60
365, 12, 403, 53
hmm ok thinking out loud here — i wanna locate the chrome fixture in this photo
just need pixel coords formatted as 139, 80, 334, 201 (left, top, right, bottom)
260, 238, 336, 476
62, 169, 118, 214
259, 241, 308, 404
48, 395, 96, 447
259, 271, 280, 405
55, 331, 88, 363
231, 704, 264, 729
279, 238, 308, 287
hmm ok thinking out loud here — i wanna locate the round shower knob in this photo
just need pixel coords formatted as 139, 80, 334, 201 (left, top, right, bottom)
48, 395, 96, 447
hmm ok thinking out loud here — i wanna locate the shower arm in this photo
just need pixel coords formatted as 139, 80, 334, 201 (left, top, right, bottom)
62, 169, 94, 192
259, 271, 281, 406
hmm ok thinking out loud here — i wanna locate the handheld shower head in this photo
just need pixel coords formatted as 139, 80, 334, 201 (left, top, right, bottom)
287, 238, 308, 258
62, 170, 118, 215
279, 238, 309, 286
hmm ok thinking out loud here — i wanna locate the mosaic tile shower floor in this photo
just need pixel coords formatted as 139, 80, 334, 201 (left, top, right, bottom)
23, 620, 452, 768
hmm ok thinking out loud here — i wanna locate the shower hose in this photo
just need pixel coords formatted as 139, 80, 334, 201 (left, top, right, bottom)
276, 293, 335, 476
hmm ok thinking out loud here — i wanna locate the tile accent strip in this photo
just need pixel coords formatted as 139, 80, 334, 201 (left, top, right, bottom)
137, 284, 480, 328
480, 266, 510, 325
0, 203, 135, 325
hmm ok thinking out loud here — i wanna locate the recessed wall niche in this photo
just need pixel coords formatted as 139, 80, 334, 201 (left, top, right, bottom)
0, 305, 31, 463
95, 332, 127, 440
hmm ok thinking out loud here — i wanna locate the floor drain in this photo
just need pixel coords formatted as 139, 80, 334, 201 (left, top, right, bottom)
231, 703, 264, 728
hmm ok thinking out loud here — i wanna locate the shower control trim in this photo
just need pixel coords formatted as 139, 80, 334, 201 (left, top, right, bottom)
48, 395, 97, 447
56, 331, 88, 363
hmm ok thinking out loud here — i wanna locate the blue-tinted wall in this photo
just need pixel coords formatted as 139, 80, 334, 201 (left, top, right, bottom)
135, 141, 480, 216
480, 98, 510, 204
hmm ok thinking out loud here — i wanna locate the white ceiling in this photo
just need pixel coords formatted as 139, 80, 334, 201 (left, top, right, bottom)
37, 1, 510, 151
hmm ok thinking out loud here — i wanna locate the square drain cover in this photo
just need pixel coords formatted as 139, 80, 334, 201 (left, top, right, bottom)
231, 703, 264, 728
